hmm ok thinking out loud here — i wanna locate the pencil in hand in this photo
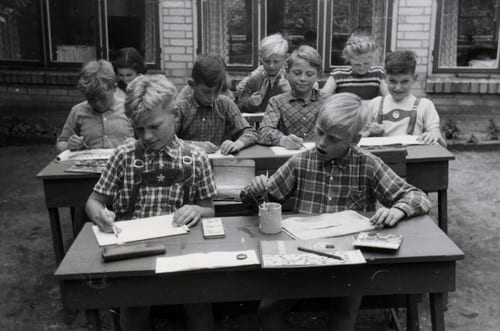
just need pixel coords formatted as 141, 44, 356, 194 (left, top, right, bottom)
104, 206, 119, 238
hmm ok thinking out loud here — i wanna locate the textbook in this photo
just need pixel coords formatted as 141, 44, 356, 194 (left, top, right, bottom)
155, 249, 260, 273
358, 135, 423, 148
56, 148, 115, 162
259, 239, 366, 268
281, 210, 376, 240
270, 142, 315, 156
353, 232, 403, 251
65, 159, 108, 173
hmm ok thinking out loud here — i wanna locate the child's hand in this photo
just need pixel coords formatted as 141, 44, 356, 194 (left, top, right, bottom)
369, 207, 405, 228
277, 75, 290, 93
173, 205, 201, 228
365, 123, 385, 137
249, 92, 263, 106
94, 208, 117, 233
279, 134, 304, 150
248, 175, 268, 197
220, 140, 244, 155
418, 131, 445, 145
67, 134, 87, 150
191, 141, 219, 153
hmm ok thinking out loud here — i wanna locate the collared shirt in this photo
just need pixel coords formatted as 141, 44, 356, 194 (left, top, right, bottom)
331, 66, 386, 100
238, 67, 287, 113
176, 95, 258, 147
258, 89, 323, 146
94, 137, 217, 220
241, 147, 430, 216
57, 97, 134, 149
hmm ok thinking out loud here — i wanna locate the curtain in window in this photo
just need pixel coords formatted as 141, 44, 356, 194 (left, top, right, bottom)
372, 0, 386, 63
0, 15, 21, 59
204, 0, 227, 60
144, 0, 156, 63
438, 0, 458, 67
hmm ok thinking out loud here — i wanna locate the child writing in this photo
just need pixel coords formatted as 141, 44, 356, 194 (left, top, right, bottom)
238, 33, 291, 113
56, 59, 134, 152
176, 54, 258, 154
86, 74, 217, 331
321, 31, 388, 99
112, 47, 147, 100
258, 45, 323, 149
364, 50, 446, 146
241, 92, 431, 330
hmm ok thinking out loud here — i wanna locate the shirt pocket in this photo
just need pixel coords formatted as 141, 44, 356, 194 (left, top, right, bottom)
346, 189, 366, 211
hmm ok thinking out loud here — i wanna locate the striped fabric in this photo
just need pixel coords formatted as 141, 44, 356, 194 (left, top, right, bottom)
331, 66, 386, 100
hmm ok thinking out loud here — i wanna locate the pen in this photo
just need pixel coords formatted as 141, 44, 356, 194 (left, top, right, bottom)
69, 128, 89, 149
104, 206, 119, 239
297, 246, 343, 260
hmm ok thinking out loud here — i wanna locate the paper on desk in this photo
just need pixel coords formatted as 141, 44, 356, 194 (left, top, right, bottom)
358, 135, 423, 147
207, 150, 236, 160
92, 214, 189, 246
155, 249, 260, 273
282, 210, 376, 240
56, 148, 115, 162
270, 142, 315, 156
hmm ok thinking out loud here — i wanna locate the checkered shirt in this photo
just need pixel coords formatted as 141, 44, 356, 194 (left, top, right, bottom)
93, 137, 217, 220
241, 147, 430, 216
258, 89, 323, 146
176, 95, 258, 147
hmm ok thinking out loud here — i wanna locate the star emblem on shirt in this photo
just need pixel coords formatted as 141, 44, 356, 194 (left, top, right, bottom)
157, 173, 165, 182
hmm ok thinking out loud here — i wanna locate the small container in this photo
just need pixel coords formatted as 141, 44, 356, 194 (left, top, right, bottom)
258, 202, 282, 234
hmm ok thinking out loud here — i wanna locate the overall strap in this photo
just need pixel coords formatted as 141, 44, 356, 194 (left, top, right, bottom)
406, 97, 420, 135
377, 96, 386, 124
179, 144, 195, 205
123, 141, 145, 219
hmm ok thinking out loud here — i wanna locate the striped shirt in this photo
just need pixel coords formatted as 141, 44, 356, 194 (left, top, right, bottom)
258, 89, 323, 146
94, 137, 217, 220
331, 66, 386, 100
241, 147, 430, 216
176, 95, 258, 147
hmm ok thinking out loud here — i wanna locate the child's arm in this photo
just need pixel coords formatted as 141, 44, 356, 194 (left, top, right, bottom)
379, 79, 389, 96
173, 198, 214, 228
221, 98, 259, 154
257, 97, 286, 146
320, 76, 337, 97
238, 76, 265, 113
418, 99, 446, 146
419, 128, 446, 146
86, 191, 116, 233
57, 108, 88, 152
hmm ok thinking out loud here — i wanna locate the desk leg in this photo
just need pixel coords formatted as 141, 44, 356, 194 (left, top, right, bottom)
85, 309, 102, 331
438, 190, 448, 233
48, 208, 64, 264
430, 293, 445, 331
406, 294, 420, 331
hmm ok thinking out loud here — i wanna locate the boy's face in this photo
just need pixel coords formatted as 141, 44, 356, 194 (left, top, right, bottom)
117, 68, 138, 86
193, 83, 220, 106
261, 54, 286, 77
386, 73, 416, 102
134, 104, 177, 151
314, 122, 356, 161
287, 57, 318, 97
349, 53, 375, 75
86, 87, 115, 113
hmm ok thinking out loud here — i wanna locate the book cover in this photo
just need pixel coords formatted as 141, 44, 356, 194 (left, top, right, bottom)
65, 159, 108, 173
352, 232, 403, 251
259, 240, 366, 268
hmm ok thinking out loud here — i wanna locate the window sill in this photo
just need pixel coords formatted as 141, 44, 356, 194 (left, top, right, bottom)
0, 70, 79, 86
426, 76, 500, 94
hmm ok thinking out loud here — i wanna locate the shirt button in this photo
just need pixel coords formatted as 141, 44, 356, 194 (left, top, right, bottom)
202, 118, 205, 122
104, 135, 108, 139
328, 197, 332, 201
103, 117, 107, 121
330, 176, 333, 181
303, 117, 306, 120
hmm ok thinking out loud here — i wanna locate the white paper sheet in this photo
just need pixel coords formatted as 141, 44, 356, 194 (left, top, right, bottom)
358, 135, 423, 147
155, 249, 260, 273
281, 210, 376, 240
92, 214, 189, 246
56, 148, 115, 162
270, 142, 315, 156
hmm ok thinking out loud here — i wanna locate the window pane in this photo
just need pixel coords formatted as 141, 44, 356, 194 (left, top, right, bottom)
107, 0, 157, 64
438, 0, 498, 68
267, 0, 318, 53
0, 2, 41, 61
48, 0, 97, 63
331, 0, 387, 66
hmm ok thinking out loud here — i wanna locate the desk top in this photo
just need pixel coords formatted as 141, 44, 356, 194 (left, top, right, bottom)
55, 215, 463, 280
37, 144, 454, 180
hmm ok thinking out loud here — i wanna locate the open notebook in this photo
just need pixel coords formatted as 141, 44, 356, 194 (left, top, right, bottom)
358, 135, 423, 147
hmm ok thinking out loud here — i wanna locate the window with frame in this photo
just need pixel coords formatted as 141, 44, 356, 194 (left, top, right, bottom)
197, 0, 392, 73
434, 0, 500, 73
0, 0, 160, 68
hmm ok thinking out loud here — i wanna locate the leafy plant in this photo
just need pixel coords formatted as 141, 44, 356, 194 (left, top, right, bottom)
441, 119, 460, 140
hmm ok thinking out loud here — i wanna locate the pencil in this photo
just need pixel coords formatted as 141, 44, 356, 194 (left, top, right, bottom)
69, 127, 89, 149
297, 246, 343, 260
104, 206, 119, 239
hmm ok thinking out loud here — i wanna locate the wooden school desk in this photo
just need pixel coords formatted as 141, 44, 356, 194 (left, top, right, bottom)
37, 144, 454, 264
55, 214, 464, 331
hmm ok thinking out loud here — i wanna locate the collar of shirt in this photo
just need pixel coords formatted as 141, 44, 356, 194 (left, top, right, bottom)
143, 136, 182, 161
288, 88, 320, 104
315, 147, 352, 170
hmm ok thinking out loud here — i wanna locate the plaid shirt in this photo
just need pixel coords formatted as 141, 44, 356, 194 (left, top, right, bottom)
241, 147, 430, 216
94, 137, 217, 220
258, 89, 323, 146
176, 95, 258, 147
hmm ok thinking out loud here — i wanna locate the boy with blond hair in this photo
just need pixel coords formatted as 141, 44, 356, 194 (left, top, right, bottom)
238, 33, 290, 113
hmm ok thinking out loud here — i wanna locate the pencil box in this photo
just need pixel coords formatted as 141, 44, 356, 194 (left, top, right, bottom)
102, 242, 166, 262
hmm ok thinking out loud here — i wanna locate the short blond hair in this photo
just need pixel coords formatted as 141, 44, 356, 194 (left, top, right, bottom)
77, 60, 116, 95
342, 32, 378, 61
317, 93, 368, 139
259, 33, 288, 59
125, 74, 178, 124
287, 45, 322, 73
